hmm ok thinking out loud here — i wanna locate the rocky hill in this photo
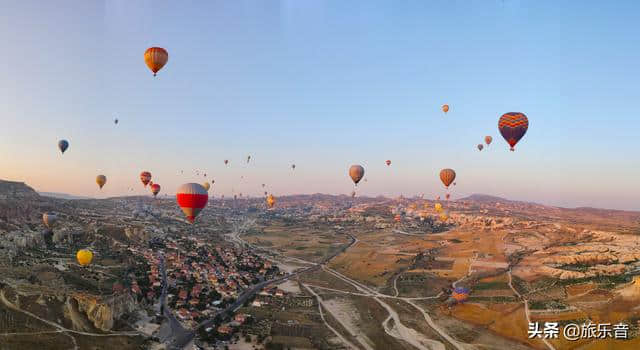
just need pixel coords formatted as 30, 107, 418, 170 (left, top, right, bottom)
0, 180, 40, 200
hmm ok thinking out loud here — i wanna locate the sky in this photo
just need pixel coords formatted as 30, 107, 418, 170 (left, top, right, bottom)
0, 0, 639, 210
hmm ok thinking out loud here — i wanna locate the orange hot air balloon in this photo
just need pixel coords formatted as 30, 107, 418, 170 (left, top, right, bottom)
140, 171, 152, 187
349, 165, 365, 185
485, 136, 492, 145
96, 175, 106, 189
266, 194, 275, 208
386, 160, 391, 166
439, 168, 456, 188
151, 183, 161, 197
144, 47, 168, 76
176, 183, 208, 223
442, 104, 449, 113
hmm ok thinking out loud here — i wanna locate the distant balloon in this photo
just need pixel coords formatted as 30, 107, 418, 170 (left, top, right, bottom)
485, 136, 492, 145
224, 160, 229, 165
114, 118, 118, 125
151, 183, 161, 197
439, 169, 456, 188
58, 140, 69, 154
452, 287, 470, 302
96, 175, 107, 189
349, 165, 365, 186
442, 104, 449, 113
247, 155, 251, 163
176, 183, 208, 223
202, 182, 211, 191
386, 160, 391, 166
498, 112, 529, 151
477, 144, 484, 151
394, 214, 401, 223
77, 249, 93, 266
264, 191, 268, 196
434, 203, 443, 212
140, 171, 152, 187
291, 164, 296, 170
211, 180, 215, 184
42, 212, 58, 228
439, 211, 449, 222
144, 47, 168, 76
266, 194, 275, 208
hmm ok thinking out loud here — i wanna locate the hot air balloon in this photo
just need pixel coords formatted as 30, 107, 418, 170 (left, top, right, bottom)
176, 183, 208, 223
349, 165, 365, 186
264, 191, 268, 196
96, 175, 106, 189
144, 47, 168, 76
211, 179, 215, 184
434, 203, 443, 212
498, 112, 529, 151
477, 144, 484, 151
202, 182, 211, 191
452, 287, 470, 302
485, 136, 492, 145
386, 160, 391, 166
151, 183, 161, 197
140, 171, 152, 187
439, 169, 456, 188
114, 118, 119, 125
291, 164, 296, 170
439, 211, 449, 222
266, 194, 275, 208
442, 104, 449, 113
77, 249, 93, 266
42, 213, 58, 228
247, 155, 251, 163
58, 140, 69, 154
224, 160, 229, 165
204, 173, 207, 177
394, 214, 401, 223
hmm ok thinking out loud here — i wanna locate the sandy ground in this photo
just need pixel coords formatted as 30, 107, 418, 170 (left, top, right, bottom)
277, 279, 301, 294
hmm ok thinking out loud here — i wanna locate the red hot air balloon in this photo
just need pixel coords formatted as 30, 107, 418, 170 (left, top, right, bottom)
176, 183, 208, 223
140, 171, 152, 187
386, 160, 391, 166
151, 183, 161, 197
485, 136, 492, 145
498, 112, 529, 151
439, 168, 456, 189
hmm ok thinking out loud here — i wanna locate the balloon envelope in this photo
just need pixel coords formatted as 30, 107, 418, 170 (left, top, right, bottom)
498, 112, 528, 151
96, 175, 106, 189
140, 171, 152, 187
349, 165, 365, 185
42, 212, 58, 228
477, 144, 484, 151
202, 182, 211, 191
151, 183, 161, 197
176, 183, 208, 223
442, 104, 449, 113
266, 194, 275, 208
485, 136, 492, 145
144, 47, 168, 76
439, 169, 456, 188
386, 160, 391, 166
77, 249, 93, 266
58, 140, 69, 154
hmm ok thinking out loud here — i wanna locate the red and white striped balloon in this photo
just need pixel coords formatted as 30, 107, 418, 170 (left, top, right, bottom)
176, 183, 208, 223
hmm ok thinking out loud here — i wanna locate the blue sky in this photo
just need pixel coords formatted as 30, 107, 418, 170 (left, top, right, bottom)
0, 0, 638, 210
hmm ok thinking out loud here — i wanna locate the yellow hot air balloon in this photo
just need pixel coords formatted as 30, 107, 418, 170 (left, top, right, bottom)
439, 211, 449, 222
76, 249, 93, 266
96, 175, 107, 189
202, 182, 211, 191
266, 194, 275, 208
435, 203, 443, 212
